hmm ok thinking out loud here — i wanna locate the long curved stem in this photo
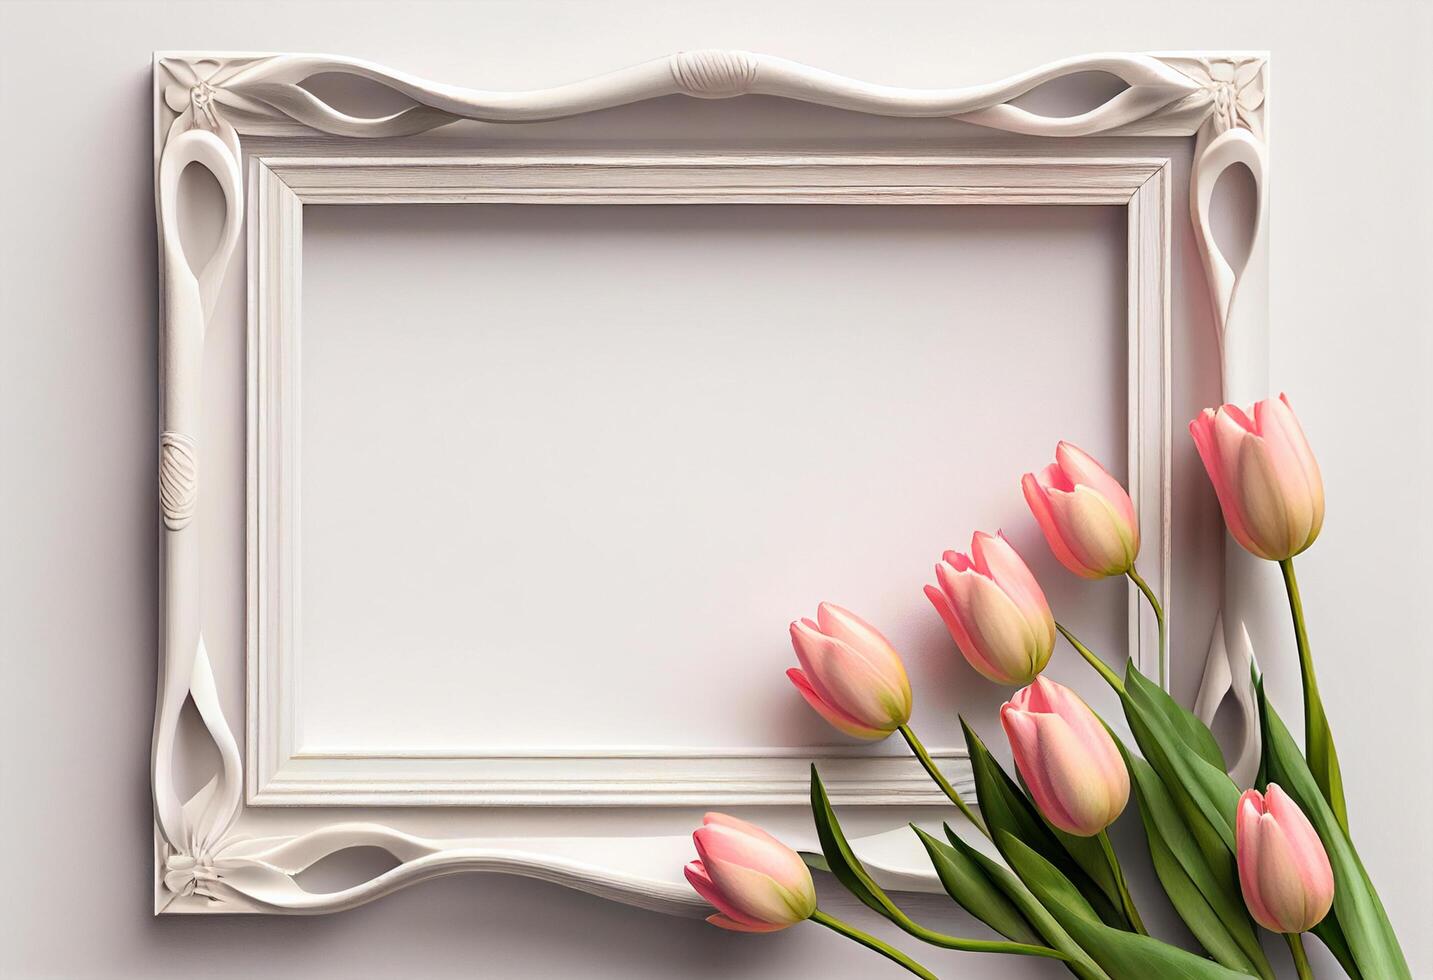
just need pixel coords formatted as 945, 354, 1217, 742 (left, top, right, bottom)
899, 724, 989, 839
1097, 830, 1147, 935
1280, 557, 1348, 831
1284, 932, 1315, 980
811, 909, 937, 980
1126, 566, 1166, 686
1056, 622, 1125, 694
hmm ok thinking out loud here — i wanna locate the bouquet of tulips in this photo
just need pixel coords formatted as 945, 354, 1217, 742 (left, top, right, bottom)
682, 396, 1408, 979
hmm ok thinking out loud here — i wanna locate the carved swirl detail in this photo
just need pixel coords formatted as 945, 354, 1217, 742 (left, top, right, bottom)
669, 49, 759, 98
159, 431, 197, 530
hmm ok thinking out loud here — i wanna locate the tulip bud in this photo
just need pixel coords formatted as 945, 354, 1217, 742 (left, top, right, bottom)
924, 532, 1055, 686
1000, 677, 1129, 837
684, 813, 818, 932
787, 603, 912, 740
1236, 785, 1335, 934
1189, 394, 1325, 562
1021, 442, 1140, 579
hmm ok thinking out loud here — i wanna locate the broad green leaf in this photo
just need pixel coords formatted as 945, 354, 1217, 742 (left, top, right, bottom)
1311, 911, 1364, 980
911, 826, 1041, 945
1000, 833, 1250, 980
1257, 685, 1409, 979
1120, 743, 1273, 979
1015, 767, 1130, 922
809, 765, 902, 921
962, 718, 1130, 930
944, 826, 1110, 980
1125, 664, 1226, 770
809, 766, 1071, 963
1122, 663, 1242, 854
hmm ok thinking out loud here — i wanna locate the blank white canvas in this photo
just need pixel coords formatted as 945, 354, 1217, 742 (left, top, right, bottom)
295, 202, 1128, 756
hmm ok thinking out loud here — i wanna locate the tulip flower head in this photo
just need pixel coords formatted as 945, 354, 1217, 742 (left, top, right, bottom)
924, 532, 1055, 686
1022, 442, 1140, 579
685, 813, 818, 932
788, 603, 912, 740
1236, 785, 1335, 934
1000, 677, 1129, 837
1189, 394, 1325, 562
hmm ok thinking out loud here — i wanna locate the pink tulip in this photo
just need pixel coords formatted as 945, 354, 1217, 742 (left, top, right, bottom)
1189, 394, 1324, 562
787, 603, 912, 740
685, 812, 818, 932
1236, 785, 1335, 933
924, 532, 1055, 686
1021, 442, 1140, 579
1000, 677, 1129, 836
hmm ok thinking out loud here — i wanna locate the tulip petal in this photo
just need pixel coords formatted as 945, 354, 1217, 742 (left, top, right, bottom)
706, 913, 788, 933
1028, 712, 1121, 835
1056, 442, 1139, 536
815, 602, 904, 679
927, 579, 1019, 683
1235, 436, 1294, 559
933, 565, 1025, 684
1002, 680, 1128, 837
1262, 785, 1334, 916
1022, 472, 1097, 578
695, 817, 811, 892
1252, 814, 1317, 932
1236, 793, 1278, 930
1256, 396, 1324, 555
789, 622, 908, 732
787, 668, 886, 740
1001, 706, 1080, 833
941, 564, 1040, 683
974, 533, 1056, 650
685, 861, 773, 930
924, 580, 996, 678
1043, 485, 1137, 576
1191, 409, 1260, 556
696, 851, 811, 925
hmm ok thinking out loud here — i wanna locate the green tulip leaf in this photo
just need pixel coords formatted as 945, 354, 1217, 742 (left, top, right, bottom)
1119, 741, 1273, 979
961, 717, 1132, 931
809, 764, 905, 921
999, 833, 1250, 980
809, 766, 1071, 963
911, 825, 1041, 946
1121, 663, 1242, 857
942, 825, 1111, 980
1125, 662, 1226, 770
1256, 683, 1409, 980
1009, 764, 1132, 924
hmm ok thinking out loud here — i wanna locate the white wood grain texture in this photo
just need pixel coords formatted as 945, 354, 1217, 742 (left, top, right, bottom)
152, 50, 1266, 916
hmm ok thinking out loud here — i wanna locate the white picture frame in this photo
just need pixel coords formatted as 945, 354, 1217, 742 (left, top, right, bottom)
154, 49, 1272, 916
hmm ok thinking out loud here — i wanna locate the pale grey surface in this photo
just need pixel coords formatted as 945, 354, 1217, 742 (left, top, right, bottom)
296, 203, 1126, 754
1, 1, 1430, 978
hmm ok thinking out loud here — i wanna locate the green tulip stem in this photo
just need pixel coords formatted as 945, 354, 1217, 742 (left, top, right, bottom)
1279, 557, 1348, 831
1097, 830, 1148, 936
810, 909, 938, 980
1055, 622, 1126, 694
1126, 566, 1166, 687
1284, 932, 1315, 980
899, 724, 989, 839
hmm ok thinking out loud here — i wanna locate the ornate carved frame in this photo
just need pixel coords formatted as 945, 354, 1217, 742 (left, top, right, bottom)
154, 49, 1271, 916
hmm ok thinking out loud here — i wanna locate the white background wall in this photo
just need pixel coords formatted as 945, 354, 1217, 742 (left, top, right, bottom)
2, 1, 1429, 977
